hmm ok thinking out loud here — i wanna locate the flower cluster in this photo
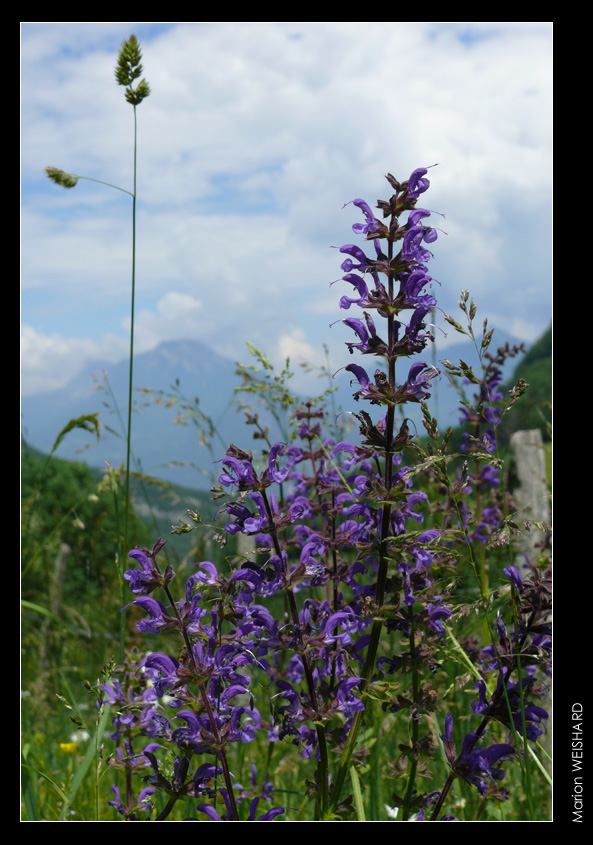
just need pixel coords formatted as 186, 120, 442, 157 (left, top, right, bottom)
439, 300, 529, 547
103, 169, 551, 822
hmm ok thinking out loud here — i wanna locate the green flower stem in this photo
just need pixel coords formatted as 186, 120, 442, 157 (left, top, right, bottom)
429, 771, 457, 820
162, 579, 240, 820
122, 102, 138, 592
400, 607, 420, 820
45, 155, 138, 666
107, 103, 140, 665
155, 795, 180, 822
328, 219, 398, 817
260, 487, 330, 818
430, 601, 537, 821
70, 174, 134, 197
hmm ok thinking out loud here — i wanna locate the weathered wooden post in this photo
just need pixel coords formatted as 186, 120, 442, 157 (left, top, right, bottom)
508, 429, 550, 566
508, 428, 552, 769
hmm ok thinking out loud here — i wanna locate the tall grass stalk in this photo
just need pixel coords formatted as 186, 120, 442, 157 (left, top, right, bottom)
44, 34, 151, 659
124, 102, 139, 577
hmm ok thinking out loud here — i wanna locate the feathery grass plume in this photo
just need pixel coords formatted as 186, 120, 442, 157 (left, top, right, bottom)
44, 167, 79, 189
115, 34, 151, 106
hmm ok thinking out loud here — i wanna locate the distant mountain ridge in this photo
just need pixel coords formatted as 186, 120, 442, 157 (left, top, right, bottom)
21, 338, 249, 488
21, 332, 528, 489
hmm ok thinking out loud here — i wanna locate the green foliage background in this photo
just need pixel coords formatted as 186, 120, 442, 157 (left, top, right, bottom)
499, 323, 552, 444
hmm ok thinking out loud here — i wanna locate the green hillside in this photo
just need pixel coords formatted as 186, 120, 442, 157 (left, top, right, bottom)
501, 323, 552, 443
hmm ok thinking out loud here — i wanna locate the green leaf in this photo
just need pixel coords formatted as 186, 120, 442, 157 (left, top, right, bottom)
59, 704, 112, 820
50, 414, 101, 455
350, 766, 366, 821
365, 679, 402, 703
21, 599, 66, 630
21, 764, 69, 804
21, 753, 38, 821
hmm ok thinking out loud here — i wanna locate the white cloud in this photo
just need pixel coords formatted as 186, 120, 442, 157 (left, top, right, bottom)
21, 22, 552, 399
20, 291, 207, 396
277, 327, 317, 365
20, 324, 128, 396
128, 291, 204, 351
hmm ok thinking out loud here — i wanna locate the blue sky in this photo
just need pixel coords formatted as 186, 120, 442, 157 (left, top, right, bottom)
21, 22, 552, 397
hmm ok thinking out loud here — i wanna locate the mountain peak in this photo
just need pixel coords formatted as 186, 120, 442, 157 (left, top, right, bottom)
21, 330, 529, 488
21, 338, 246, 487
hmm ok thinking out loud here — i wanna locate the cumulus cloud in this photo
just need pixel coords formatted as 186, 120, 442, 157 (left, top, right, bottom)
20, 324, 128, 395
21, 22, 552, 397
128, 291, 204, 351
21, 290, 208, 395
278, 328, 318, 365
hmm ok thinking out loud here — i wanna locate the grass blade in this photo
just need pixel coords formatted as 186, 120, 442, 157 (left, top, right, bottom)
350, 765, 366, 821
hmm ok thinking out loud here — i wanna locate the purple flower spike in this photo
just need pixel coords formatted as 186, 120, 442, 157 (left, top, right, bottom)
219, 456, 258, 490
266, 442, 289, 484
345, 363, 370, 392
124, 539, 173, 596
441, 713, 515, 796
133, 596, 172, 634
458, 735, 516, 796
349, 198, 381, 236
503, 565, 524, 592
426, 597, 452, 637
407, 167, 431, 198
100, 165, 551, 823
400, 361, 439, 403
125, 548, 161, 595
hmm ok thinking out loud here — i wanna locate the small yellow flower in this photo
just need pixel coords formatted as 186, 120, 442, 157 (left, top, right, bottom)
59, 742, 78, 754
